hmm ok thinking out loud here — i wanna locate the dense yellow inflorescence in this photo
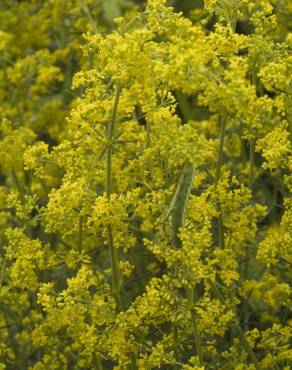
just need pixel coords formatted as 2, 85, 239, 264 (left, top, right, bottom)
0, 0, 291, 369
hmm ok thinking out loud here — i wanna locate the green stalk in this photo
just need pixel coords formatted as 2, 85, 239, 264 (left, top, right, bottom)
218, 209, 225, 249
215, 113, 226, 184
191, 309, 203, 364
146, 119, 151, 148
173, 323, 179, 369
11, 169, 34, 237
233, 324, 262, 370
106, 87, 123, 311
212, 110, 260, 367
129, 353, 138, 370
11, 169, 25, 203
79, 0, 97, 33
105, 88, 138, 370
78, 215, 83, 252
0, 257, 7, 287
107, 224, 123, 309
129, 248, 145, 293
106, 87, 121, 198
188, 287, 204, 366
215, 113, 226, 249
229, 287, 261, 369
249, 138, 255, 189
97, 359, 102, 370
249, 67, 258, 190
212, 284, 262, 369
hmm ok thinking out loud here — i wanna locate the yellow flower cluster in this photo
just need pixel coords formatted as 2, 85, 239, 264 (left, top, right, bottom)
0, 0, 291, 369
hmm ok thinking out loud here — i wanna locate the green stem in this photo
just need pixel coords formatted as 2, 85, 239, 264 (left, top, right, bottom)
212, 109, 260, 367
129, 248, 145, 293
0, 257, 7, 287
215, 113, 226, 184
11, 169, 34, 236
146, 119, 151, 148
78, 215, 83, 252
215, 113, 226, 249
231, 10, 237, 33
173, 323, 179, 369
79, 0, 97, 33
249, 138, 255, 189
212, 284, 261, 370
106, 88, 138, 370
188, 288, 203, 365
11, 169, 25, 203
233, 324, 262, 370
218, 207, 225, 249
63, 51, 74, 105
96, 357, 102, 370
106, 87, 121, 198
106, 87, 123, 311
107, 224, 123, 309
229, 287, 256, 363
129, 352, 138, 370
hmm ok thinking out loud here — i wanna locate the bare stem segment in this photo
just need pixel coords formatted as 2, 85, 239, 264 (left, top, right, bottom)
106, 87, 123, 311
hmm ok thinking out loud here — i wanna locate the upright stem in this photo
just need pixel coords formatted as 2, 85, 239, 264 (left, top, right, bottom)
78, 215, 83, 252
249, 67, 258, 190
249, 138, 255, 189
106, 87, 121, 198
230, 1, 238, 33
146, 119, 151, 148
0, 257, 7, 287
173, 322, 179, 369
107, 224, 123, 309
215, 113, 226, 184
106, 88, 137, 370
215, 113, 226, 249
106, 87, 123, 311
11, 169, 25, 203
79, 0, 97, 33
12, 169, 34, 237
233, 324, 262, 370
188, 287, 204, 366
212, 284, 261, 369
213, 110, 260, 367
218, 209, 225, 249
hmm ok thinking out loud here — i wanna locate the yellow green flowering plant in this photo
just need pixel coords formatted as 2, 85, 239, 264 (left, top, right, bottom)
0, 0, 291, 369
